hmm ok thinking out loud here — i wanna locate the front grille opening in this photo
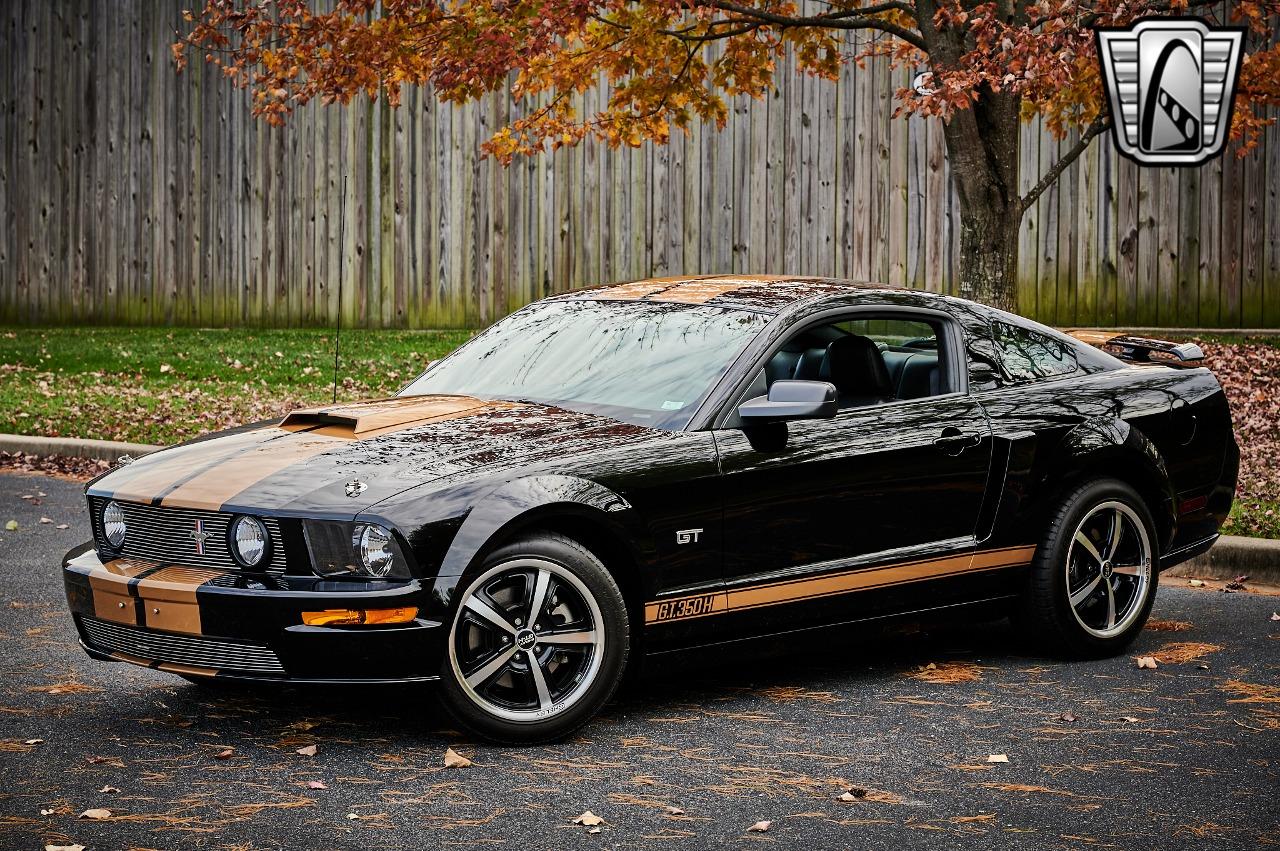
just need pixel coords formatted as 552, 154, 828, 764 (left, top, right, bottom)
80, 617, 286, 675
88, 497, 288, 574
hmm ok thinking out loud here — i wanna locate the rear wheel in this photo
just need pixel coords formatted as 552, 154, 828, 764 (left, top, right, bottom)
437, 534, 629, 743
1019, 479, 1158, 657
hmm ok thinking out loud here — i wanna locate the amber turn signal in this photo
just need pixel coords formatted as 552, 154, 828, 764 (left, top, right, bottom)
301, 607, 418, 626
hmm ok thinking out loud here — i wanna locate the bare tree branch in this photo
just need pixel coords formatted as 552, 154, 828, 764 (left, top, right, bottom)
697, 0, 927, 50
1019, 118, 1108, 213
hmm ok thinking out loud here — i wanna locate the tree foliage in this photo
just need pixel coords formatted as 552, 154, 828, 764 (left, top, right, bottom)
176, 0, 1280, 311
178, 0, 1278, 162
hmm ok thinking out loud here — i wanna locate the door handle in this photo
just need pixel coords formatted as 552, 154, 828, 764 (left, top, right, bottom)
933, 427, 982, 455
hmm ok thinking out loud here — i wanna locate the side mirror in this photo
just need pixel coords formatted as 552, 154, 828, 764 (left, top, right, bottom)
738, 380, 838, 423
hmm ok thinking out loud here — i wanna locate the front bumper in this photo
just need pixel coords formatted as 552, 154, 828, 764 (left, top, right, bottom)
62, 543, 445, 683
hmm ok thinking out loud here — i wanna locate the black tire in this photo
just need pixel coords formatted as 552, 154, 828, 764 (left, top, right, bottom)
1017, 478, 1159, 658
436, 533, 630, 744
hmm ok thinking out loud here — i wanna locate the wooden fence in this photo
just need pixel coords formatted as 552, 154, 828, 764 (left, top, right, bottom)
2, 1, 1278, 329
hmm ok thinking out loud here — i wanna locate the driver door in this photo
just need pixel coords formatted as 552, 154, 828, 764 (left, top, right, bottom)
711, 312, 995, 635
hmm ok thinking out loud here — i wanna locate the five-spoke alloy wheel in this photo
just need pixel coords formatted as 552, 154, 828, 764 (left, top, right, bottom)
1018, 478, 1159, 657
1064, 501, 1153, 638
438, 534, 629, 743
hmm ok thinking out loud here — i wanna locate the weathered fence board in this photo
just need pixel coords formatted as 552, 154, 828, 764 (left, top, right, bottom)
1, 0, 1278, 329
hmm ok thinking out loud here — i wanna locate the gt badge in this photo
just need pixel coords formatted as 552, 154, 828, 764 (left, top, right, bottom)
344, 479, 368, 498
675, 528, 703, 545
650, 593, 724, 623
1095, 17, 1245, 166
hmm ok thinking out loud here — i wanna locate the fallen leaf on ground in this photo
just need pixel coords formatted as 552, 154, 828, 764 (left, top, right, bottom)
25, 738, 44, 745
86, 756, 124, 767
4, 520, 17, 531
443, 747, 472, 768
1146, 619, 1193, 632
574, 811, 605, 827
748, 820, 772, 832
1151, 641, 1223, 664
306, 780, 328, 790
98, 785, 120, 794
296, 744, 317, 756
1058, 712, 1076, 723
907, 660, 984, 684
1121, 716, 1142, 723
159, 364, 172, 373
838, 786, 903, 804
1136, 656, 1159, 669
1271, 613, 1279, 621
214, 748, 234, 760
45, 845, 85, 851
78, 808, 112, 820
665, 805, 685, 815
987, 754, 1009, 763
1188, 579, 1206, 587
39, 517, 52, 524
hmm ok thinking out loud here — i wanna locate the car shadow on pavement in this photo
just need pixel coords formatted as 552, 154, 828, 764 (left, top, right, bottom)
98, 608, 1031, 746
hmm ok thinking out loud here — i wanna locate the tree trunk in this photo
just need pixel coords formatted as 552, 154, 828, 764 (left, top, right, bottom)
937, 88, 1024, 313
955, 199, 1022, 312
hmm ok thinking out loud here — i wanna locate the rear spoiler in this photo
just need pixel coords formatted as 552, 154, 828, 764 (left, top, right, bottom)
1065, 330, 1205, 364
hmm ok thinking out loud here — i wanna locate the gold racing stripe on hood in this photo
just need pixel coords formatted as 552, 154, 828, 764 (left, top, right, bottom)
103, 426, 289, 506
279, 395, 522, 439
159, 429, 346, 511
159, 396, 523, 511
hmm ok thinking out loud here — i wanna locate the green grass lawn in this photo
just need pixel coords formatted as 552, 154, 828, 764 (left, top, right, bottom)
2, 324, 1276, 540
0, 327, 471, 445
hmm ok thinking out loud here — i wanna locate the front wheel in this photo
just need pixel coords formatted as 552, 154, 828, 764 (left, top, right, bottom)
1018, 479, 1159, 657
437, 534, 629, 744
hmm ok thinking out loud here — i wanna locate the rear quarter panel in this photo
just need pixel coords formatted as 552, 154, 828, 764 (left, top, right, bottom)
978, 364, 1235, 557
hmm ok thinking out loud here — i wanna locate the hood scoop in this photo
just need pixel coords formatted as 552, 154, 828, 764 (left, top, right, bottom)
280, 395, 519, 439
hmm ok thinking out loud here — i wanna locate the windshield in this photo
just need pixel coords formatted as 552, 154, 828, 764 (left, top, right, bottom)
399, 299, 771, 429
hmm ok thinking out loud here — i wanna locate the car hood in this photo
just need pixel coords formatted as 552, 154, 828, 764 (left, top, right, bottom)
87, 395, 659, 517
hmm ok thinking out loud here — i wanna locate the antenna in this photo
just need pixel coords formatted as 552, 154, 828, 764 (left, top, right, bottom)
332, 173, 348, 404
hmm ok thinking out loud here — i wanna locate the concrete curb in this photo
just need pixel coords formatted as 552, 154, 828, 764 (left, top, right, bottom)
1167, 535, 1280, 586
0, 433, 162, 464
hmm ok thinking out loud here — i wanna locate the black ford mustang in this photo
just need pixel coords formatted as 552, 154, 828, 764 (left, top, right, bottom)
63, 276, 1238, 742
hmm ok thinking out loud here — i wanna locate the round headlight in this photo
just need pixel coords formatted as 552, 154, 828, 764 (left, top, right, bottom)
102, 501, 127, 548
230, 515, 269, 568
356, 524, 396, 578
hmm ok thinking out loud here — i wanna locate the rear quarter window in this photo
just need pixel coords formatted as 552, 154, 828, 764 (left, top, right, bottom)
992, 322, 1079, 383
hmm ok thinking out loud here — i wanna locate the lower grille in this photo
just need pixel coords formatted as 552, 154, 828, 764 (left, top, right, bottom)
80, 617, 286, 675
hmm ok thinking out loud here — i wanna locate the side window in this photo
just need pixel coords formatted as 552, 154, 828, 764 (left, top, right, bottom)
992, 322, 1078, 383
760, 314, 950, 409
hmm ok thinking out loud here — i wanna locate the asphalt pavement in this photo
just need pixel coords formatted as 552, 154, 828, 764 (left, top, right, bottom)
0, 472, 1277, 850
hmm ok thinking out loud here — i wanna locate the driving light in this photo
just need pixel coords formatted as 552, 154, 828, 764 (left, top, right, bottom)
102, 501, 127, 547
356, 523, 396, 577
230, 515, 269, 568
301, 607, 418, 626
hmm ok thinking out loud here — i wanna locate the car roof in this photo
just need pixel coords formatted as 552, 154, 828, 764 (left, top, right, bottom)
552, 275, 919, 313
